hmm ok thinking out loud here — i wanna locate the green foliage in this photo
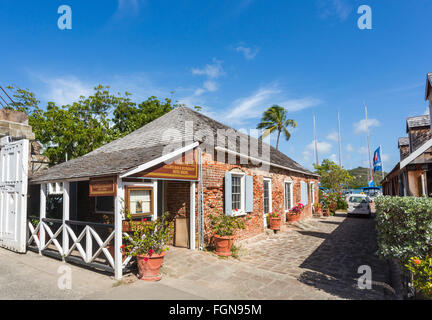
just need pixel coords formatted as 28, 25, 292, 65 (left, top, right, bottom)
6, 85, 174, 166
375, 196, 432, 265
405, 256, 432, 299
123, 212, 174, 256
346, 167, 387, 188
314, 159, 352, 191
209, 213, 246, 237
322, 192, 347, 212
257, 105, 297, 150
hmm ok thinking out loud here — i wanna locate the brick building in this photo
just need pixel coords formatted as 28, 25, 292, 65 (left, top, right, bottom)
382, 73, 432, 196
27, 106, 319, 278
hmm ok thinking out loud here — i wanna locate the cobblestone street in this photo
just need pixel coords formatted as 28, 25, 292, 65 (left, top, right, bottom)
157, 212, 396, 300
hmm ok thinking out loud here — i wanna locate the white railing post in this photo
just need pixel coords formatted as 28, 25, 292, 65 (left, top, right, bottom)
39, 183, 46, 254
190, 181, 196, 250
62, 181, 70, 258
85, 226, 92, 263
114, 177, 123, 280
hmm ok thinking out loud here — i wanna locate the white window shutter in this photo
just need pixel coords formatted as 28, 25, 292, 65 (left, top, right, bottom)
225, 172, 232, 216
245, 175, 253, 212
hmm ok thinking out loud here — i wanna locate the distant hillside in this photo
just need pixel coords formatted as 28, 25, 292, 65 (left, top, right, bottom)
346, 167, 387, 189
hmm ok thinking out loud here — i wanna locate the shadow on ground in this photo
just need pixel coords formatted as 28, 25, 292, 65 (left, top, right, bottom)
298, 214, 395, 300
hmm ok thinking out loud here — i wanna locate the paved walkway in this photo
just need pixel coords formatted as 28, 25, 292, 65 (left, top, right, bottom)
0, 212, 396, 300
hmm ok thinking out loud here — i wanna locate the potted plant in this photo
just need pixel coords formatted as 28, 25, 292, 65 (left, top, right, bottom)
287, 203, 304, 223
268, 211, 282, 232
122, 212, 173, 281
209, 213, 245, 256
313, 202, 322, 215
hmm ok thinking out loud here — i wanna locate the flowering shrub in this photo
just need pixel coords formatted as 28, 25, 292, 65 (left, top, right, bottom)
405, 256, 432, 299
289, 203, 304, 215
322, 192, 347, 213
122, 211, 173, 257
209, 213, 246, 237
269, 211, 281, 218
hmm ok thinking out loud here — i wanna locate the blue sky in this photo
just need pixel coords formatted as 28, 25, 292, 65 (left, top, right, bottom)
1, 0, 432, 171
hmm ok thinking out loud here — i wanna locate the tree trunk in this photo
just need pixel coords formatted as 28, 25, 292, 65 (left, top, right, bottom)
276, 130, 281, 150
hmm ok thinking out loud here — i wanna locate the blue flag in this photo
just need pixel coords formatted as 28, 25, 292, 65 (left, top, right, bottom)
373, 146, 382, 172
368, 180, 375, 187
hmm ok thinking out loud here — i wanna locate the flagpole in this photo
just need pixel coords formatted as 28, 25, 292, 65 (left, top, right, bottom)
313, 114, 319, 166
337, 111, 342, 168
365, 103, 374, 184
380, 145, 385, 181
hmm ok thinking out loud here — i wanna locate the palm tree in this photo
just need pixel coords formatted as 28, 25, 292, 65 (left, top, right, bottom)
257, 105, 297, 150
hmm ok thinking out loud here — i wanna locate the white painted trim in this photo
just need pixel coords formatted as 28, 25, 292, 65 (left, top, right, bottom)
231, 172, 247, 216
190, 181, 196, 250
120, 142, 199, 178
284, 180, 294, 212
263, 177, 272, 214
39, 183, 46, 254
215, 146, 319, 177
114, 176, 123, 280
400, 138, 432, 169
152, 180, 158, 221
62, 181, 70, 256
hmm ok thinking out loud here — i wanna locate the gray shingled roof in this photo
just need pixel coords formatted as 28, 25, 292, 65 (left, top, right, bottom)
406, 114, 430, 130
398, 137, 409, 147
31, 106, 316, 183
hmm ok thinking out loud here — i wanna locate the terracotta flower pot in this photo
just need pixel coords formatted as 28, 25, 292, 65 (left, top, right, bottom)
136, 251, 166, 281
269, 217, 282, 230
213, 234, 234, 256
323, 208, 329, 217
286, 214, 300, 223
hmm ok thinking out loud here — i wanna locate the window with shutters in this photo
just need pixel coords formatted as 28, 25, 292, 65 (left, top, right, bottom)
232, 175, 242, 210
263, 178, 272, 214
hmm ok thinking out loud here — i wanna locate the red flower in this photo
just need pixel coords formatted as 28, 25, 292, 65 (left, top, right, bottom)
120, 244, 125, 249
144, 257, 149, 261
413, 259, 421, 265
148, 249, 154, 256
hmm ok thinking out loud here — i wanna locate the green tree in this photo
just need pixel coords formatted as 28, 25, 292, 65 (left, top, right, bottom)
313, 159, 353, 191
7, 85, 175, 166
256, 105, 297, 150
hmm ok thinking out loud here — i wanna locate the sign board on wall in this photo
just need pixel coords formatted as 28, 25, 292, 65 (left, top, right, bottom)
136, 150, 199, 180
89, 176, 117, 197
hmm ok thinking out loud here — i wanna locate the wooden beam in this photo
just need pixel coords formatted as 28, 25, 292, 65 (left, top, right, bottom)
62, 181, 70, 257
190, 181, 196, 250
113, 176, 123, 280
39, 183, 46, 254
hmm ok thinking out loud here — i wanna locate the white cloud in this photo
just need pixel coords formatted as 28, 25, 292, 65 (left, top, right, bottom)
38, 76, 93, 106
326, 131, 339, 142
358, 146, 369, 155
329, 153, 338, 162
424, 107, 430, 115
346, 143, 354, 152
382, 153, 390, 163
318, 0, 351, 21
225, 84, 321, 123
203, 80, 218, 92
191, 59, 224, 79
235, 46, 259, 60
354, 118, 380, 134
114, 0, 144, 19
306, 140, 332, 154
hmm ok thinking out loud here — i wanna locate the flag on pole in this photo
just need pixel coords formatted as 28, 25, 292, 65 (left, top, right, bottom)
368, 180, 375, 187
373, 146, 382, 172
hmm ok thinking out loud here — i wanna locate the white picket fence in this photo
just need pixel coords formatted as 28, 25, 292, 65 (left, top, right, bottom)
27, 218, 133, 271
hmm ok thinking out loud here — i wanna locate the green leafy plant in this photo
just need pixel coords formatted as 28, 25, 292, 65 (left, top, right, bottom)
122, 211, 174, 257
209, 213, 246, 237
405, 256, 432, 299
375, 196, 432, 265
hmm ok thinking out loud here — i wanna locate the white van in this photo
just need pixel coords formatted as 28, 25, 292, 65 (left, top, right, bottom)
347, 194, 371, 218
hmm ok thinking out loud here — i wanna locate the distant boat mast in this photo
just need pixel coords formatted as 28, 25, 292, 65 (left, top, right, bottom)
313, 114, 319, 166
337, 111, 342, 168
365, 103, 374, 183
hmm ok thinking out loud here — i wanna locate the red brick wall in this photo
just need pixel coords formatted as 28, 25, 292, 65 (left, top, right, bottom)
162, 152, 319, 245
199, 152, 319, 244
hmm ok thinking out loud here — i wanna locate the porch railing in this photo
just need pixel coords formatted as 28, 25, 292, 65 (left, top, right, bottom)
27, 217, 132, 274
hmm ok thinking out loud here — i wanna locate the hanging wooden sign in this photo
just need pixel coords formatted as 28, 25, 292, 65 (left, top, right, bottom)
89, 176, 117, 197
136, 150, 199, 181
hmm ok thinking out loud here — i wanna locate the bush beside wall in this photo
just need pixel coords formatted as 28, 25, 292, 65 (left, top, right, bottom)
375, 196, 432, 265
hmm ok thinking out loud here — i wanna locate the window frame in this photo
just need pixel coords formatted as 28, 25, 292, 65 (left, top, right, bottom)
284, 180, 294, 212
231, 172, 246, 216
263, 177, 272, 214
124, 186, 154, 218
310, 182, 315, 204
